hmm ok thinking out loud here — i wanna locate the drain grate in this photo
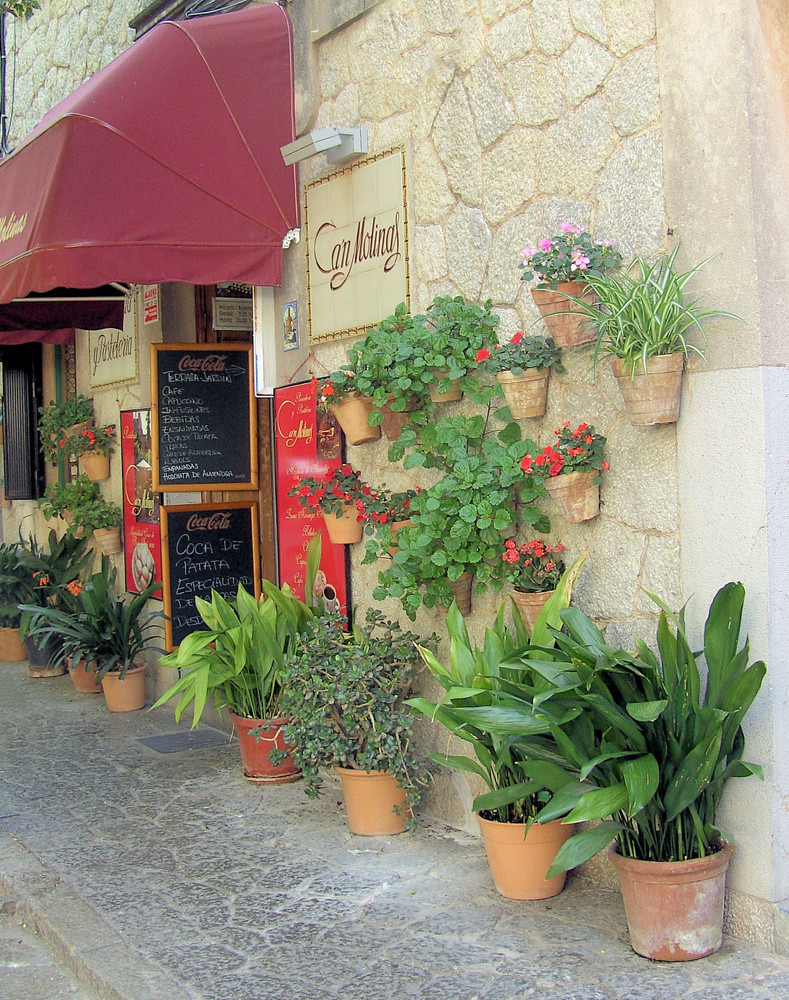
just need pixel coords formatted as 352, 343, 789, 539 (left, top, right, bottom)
137, 729, 229, 754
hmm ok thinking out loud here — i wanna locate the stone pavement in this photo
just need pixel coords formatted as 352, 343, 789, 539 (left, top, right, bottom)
1, 664, 789, 1000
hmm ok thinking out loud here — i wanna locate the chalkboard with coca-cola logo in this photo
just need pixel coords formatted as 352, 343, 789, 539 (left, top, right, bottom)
151, 343, 258, 491
160, 501, 260, 649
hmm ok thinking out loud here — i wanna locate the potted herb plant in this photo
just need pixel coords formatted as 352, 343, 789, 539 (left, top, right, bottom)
315, 371, 381, 446
415, 294, 500, 402
288, 464, 372, 545
37, 393, 95, 463
38, 474, 122, 552
568, 246, 739, 424
274, 608, 433, 835
475, 331, 564, 418
66, 424, 116, 481
520, 421, 609, 523
519, 223, 622, 347
501, 537, 566, 632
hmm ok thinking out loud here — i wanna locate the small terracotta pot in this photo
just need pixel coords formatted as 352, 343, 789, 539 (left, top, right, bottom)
428, 370, 462, 402
609, 841, 735, 961
93, 526, 122, 554
335, 767, 409, 836
478, 814, 575, 900
611, 354, 684, 425
386, 519, 412, 557
230, 712, 302, 784
496, 368, 550, 419
81, 451, 110, 481
531, 281, 596, 347
510, 588, 555, 633
543, 470, 599, 523
25, 635, 65, 677
70, 659, 102, 693
101, 663, 146, 712
447, 571, 473, 616
376, 397, 418, 441
0, 626, 27, 662
329, 394, 381, 446
323, 505, 364, 545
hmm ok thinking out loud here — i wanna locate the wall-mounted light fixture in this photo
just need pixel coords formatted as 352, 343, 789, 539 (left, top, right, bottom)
280, 126, 368, 166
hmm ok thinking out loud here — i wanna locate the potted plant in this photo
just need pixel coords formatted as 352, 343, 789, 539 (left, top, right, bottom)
475, 331, 564, 418
288, 464, 372, 544
408, 557, 585, 899
568, 246, 740, 425
501, 537, 566, 632
37, 393, 95, 463
316, 370, 381, 446
66, 424, 116, 480
153, 562, 318, 782
415, 295, 500, 402
38, 474, 122, 552
274, 608, 433, 835
0, 540, 37, 661
507, 582, 766, 960
519, 223, 622, 347
520, 421, 609, 523
364, 488, 419, 558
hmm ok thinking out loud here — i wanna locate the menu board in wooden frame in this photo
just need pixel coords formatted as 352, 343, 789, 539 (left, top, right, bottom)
160, 501, 260, 650
150, 343, 258, 491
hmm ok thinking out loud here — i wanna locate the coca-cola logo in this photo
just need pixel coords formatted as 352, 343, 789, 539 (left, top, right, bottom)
178, 354, 228, 373
186, 512, 232, 531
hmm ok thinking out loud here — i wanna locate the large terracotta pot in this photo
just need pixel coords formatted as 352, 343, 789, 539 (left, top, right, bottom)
70, 659, 102, 693
531, 281, 596, 347
496, 368, 549, 419
611, 354, 684, 425
323, 505, 364, 545
25, 635, 65, 677
335, 767, 409, 836
0, 626, 27, 662
510, 588, 555, 633
329, 394, 380, 446
81, 451, 110, 481
478, 814, 575, 900
543, 470, 599, 523
608, 841, 735, 961
230, 712, 301, 784
101, 663, 146, 712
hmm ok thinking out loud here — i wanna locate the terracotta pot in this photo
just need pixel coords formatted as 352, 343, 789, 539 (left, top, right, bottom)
230, 712, 302, 784
93, 526, 122, 554
376, 397, 418, 441
386, 519, 412, 557
70, 659, 102, 693
478, 814, 575, 900
428, 370, 462, 403
531, 281, 596, 347
0, 626, 27, 662
543, 470, 599, 523
65, 419, 93, 439
447, 570, 473, 616
510, 588, 555, 633
25, 635, 65, 677
101, 663, 146, 712
496, 368, 550, 419
335, 767, 409, 836
323, 505, 364, 545
329, 394, 381, 446
611, 354, 685, 425
81, 451, 110, 481
608, 841, 735, 961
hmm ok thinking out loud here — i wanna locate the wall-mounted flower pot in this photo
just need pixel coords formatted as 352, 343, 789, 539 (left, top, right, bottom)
335, 766, 409, 835
609, 841, 734, 961
428, 370, 462, 403
0, 626, 26, 662
230, 712, 302, 784
531, 281, 596, 347
611, 354, 684, 425
447, 571, 473, 616
376, 396, 418, 441
497, 368, 549, 418
543, 470, 599, 523
329, 394, 381, 446
93, 526, 122, 555
81, 452, 110, 481
323, 505, 363, 545
478, 814, 575, 900
510, 588, 555, 633
101, 663, 146, 712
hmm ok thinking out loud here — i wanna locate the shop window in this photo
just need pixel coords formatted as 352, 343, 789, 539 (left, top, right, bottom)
1, 344, 44, 500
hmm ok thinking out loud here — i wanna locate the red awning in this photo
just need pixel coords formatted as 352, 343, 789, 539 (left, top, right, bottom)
0, 3, 299, 317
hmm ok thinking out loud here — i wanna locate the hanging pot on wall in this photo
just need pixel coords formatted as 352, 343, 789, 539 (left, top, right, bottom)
323, 505, 364, 545
510, 589, 555, 633
81, 451, 110, 481
543, 471, 599, 523
531, 281, 596, 347
93, 526, 122, 555
328, 394, 381, 446
496, 368, 550, 419
611, 354, 684, 426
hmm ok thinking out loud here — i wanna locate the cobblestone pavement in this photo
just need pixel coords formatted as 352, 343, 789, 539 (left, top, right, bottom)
2, 664, 789, 1000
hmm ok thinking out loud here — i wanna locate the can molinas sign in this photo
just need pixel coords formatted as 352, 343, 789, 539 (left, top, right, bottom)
306, 144, 410, 344
89, 324, 138, 389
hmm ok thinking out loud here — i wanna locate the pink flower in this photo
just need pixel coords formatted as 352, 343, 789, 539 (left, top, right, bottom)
538, 238, 553, 252
521, 247, 536, 259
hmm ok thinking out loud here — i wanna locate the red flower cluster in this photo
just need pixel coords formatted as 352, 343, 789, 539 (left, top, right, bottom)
520, 421, 608, 478
288, 465, 373, 520
501, 538, 566, 593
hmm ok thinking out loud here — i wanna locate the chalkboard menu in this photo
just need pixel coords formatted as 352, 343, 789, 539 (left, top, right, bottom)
151, 343, 258, 491
160, 502, 260, 649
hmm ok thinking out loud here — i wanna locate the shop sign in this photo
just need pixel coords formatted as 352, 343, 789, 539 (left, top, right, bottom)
305, 144, 410, 344
121, 409, 162, 598
88, 306, 138, 389
143, 285, 159, 325
212, 296, 253, 332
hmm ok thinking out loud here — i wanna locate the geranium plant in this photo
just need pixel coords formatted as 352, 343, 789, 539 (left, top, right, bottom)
37, 474, 121, 533
288, 464, 374, 519
476, 331, 564, 376
315, 369, 359, 405
366, 488, 417, 528
66, 424, 116, 459
518, 222, 621, 289
38, 394, 95, 462
520, 421, 609, 482
502, 538, 566, 593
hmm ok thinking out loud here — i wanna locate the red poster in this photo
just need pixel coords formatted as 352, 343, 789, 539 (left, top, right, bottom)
121, 409, 163, 597
274, 382, 348, 614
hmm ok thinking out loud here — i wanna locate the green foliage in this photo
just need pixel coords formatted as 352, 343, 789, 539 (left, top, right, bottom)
1, 1, 40, 19
477, 331, 564, 377
66, 424, 116, 459
274, 608, 433, 820
37, 394, 94, 462
0, 540, 37, 627
38, 474, 121, 532
17, 530, 93, 634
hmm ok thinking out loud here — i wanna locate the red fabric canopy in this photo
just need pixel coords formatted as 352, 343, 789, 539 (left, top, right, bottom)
0, 3, 299, 312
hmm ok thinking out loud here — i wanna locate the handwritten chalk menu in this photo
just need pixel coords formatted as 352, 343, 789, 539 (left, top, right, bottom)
160, 502, 260, 649
151, 343, 258, 491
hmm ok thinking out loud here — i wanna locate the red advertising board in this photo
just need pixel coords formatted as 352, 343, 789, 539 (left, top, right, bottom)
274, 382, 348, 614
121, 409, 163, 597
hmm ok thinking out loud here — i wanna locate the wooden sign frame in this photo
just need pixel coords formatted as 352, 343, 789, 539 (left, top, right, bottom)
160, 501, 260, 650
150, 342, 258, 491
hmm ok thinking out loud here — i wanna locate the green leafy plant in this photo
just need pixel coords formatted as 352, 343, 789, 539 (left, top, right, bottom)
0, 541, 38, 627
37, 394, 94, 462
519, 223, 622, 289
476, 331, 564, 377
273, 608, 434, 821
38, 474, 121, 533
17, 529, 93, 632
1, 1, 40, 19
66, 424, 116, 459
502, 538, 566, 593
520, 421, 608, 482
